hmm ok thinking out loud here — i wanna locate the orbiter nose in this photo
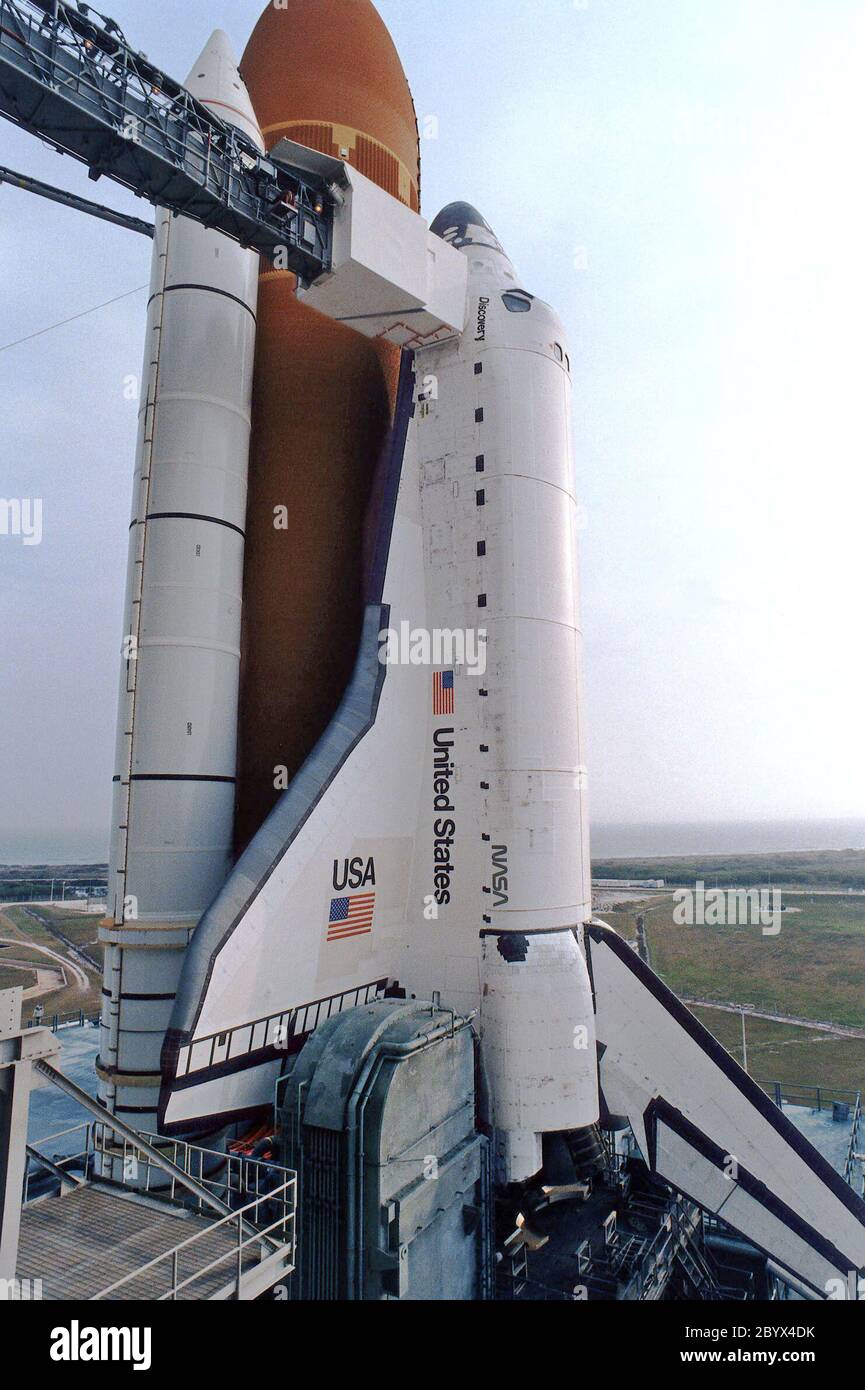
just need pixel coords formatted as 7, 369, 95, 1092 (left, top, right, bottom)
430, 201, 509, 258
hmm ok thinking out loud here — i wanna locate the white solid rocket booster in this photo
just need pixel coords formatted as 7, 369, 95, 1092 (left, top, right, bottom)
100, 31, 263, 1128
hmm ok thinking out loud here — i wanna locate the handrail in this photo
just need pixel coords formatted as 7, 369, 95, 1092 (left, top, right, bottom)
625, 1195, 702, 1300
24, 1112, 296, 1287
24, 1121, 93, 1202
25, 1115, 291, 1219
0, 0, 333, 269
164, 1194, 295, 1302
30, 1120, 92, 1148
759, 1079, 862, 1110
178, 978, 390, 1081
843, 1092, 862, 1188
89, 1178, 296, 1301
89, 1127, 283, 1217
34, 1058, 235, 1222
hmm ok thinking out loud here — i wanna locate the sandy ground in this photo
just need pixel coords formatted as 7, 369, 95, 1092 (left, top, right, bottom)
0, 936, 88, 991
0, 955, 68, 999
593, 890, 668, 909
1, 899, 106, 912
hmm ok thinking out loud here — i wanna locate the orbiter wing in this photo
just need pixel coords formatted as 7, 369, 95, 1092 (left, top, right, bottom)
587, 923, 865, 1296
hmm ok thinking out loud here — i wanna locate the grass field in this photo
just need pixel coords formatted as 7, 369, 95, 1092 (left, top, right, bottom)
0, 964, 37, 992
600, 892, 865, 1095
691, 1006, 865, 1098
601, 893, 865, 1029
37, 905, 104, 969
0, 905, 103, 1019
594, 847, 865, 890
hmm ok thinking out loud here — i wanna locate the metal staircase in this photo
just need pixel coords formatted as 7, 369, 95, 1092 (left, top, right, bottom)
676, 1239, 724, 1301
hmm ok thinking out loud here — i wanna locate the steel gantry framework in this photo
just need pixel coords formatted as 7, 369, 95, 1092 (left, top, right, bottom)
0, 0, 333, 278
0, 161, 155, 234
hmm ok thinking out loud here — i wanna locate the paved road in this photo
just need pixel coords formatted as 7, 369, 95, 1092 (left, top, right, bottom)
0, 933, 89, 991
0, 954, 67, 999
15, 905, 101, 972
684, 998, 865, 1040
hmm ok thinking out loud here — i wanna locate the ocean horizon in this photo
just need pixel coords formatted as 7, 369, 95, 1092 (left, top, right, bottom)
591, 818, 865, 859
2, 817, 864, 868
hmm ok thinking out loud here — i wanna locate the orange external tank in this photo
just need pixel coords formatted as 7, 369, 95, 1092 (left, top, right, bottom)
235, 0, 420, 851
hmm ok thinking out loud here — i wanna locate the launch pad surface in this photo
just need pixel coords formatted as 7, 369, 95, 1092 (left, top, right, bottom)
17, 1185, 257, 1301
16, 1107, 297, 1301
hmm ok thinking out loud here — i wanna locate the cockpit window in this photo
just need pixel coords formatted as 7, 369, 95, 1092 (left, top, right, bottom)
502, 291, 533, 313
554, 344, 564, 362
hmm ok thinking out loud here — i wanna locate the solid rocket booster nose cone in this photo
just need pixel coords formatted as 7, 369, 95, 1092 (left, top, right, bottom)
241, 0, 419, 208
185, 27, 237, 84
185, 27, 263, 149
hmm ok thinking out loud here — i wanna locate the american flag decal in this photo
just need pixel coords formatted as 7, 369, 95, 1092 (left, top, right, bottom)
433, 670, 455, 716
327, 893, 375, 942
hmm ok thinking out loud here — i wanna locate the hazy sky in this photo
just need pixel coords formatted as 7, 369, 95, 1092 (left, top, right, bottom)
1, 0, 864, 860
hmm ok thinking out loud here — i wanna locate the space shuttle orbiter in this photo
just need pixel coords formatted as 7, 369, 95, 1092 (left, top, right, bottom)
101, 0, 865, 1300
160, 195, 599, 1195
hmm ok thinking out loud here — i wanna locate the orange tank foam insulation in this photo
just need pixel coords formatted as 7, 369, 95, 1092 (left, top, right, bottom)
234, 0, 421, 851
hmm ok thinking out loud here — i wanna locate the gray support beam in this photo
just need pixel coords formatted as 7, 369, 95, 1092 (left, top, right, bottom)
0, 0, 333, 275
25, 1143, 85, 1193
0, 989, 60, 1285
34, 1059, 281, 1258
0, 164, 155, 236
33, 1060, 231, 1223
0, 1063, 29, 1283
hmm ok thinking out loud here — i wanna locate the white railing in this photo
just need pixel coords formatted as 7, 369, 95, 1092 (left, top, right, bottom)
24, 1121, 93, 1201
89, 1179, 297, 1301
844, 1091, 863, 1191
89, 1126, 286, 1218
25, 1120, 298, 1299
